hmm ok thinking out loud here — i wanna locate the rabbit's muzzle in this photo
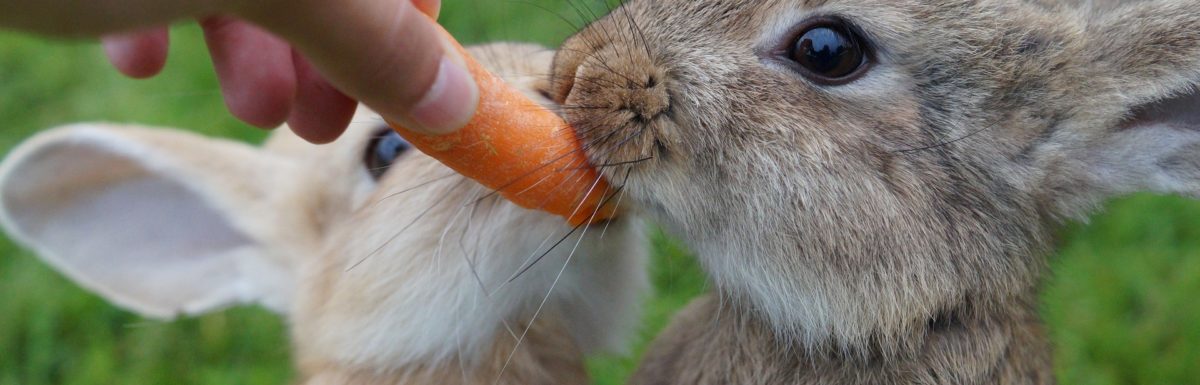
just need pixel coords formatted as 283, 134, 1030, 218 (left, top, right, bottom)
551, 35, 680, 175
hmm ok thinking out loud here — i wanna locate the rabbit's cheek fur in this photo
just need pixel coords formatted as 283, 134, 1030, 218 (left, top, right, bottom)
291, 167, 648, 371
555, 0, 1044, 351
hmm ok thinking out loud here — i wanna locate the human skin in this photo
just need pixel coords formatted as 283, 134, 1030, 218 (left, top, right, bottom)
0, 0, 478, 142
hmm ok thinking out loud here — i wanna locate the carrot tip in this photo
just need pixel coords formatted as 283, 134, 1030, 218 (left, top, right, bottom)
388, 24, 616, 225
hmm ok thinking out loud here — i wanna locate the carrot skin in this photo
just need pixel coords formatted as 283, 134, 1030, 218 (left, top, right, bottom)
386, 26, 615, 226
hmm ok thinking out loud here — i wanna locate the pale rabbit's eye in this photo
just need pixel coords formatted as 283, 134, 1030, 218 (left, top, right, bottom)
785, 18, 871, 85
364, 129, 413, 180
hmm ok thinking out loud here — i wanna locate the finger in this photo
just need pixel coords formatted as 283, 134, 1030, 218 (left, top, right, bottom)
411, 0, 441, 18
287, 52, 356, 144
201, 16, 296, 129
102, 27, 170, 79
0, 0, 220, 37
239, 0, 477, 135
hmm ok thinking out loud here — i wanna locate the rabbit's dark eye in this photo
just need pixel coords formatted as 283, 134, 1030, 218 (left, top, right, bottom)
786, 20, 869, 85
364, 129, 412, 180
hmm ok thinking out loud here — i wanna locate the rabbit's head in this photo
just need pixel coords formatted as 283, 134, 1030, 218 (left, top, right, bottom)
0, 43, 648, 379
553, 0, 1200, 353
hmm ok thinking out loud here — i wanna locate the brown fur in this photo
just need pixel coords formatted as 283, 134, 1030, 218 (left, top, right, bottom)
632, 295, 1052, 385
549, 0, 1200, 383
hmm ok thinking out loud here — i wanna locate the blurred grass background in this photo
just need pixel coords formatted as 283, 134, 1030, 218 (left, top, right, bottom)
0, 1, 1197, 384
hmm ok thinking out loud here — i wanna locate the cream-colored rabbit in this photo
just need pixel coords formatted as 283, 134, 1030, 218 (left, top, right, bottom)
548, 0, 1200, 384
0, 43, 648, 384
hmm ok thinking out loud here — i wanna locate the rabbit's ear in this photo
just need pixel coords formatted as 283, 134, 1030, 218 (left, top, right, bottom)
1086, 1, 1200, 105
1067, 91, 1200, 200
0, 124, 298, 318
1051, 2, 1200, 212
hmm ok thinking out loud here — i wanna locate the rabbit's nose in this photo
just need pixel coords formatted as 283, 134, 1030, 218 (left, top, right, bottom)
618, 75, 670, 123
558, 55, 672, 125
551, 12, 679, 164
549, 31, 671, 124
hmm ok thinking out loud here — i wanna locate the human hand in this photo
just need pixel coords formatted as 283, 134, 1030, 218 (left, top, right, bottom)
0, 0, 477, 143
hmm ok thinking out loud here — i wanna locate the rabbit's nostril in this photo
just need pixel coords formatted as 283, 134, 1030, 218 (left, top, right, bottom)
624, 84, 671, 122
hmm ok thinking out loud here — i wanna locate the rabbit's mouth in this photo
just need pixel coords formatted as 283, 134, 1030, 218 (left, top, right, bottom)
550, 51, 678, 187
546, 1, 688, 221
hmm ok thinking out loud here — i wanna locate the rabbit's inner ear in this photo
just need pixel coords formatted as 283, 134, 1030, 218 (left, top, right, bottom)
1123, 90, 1200, 131
1041, 1, 1200, 215
1050, 89, 1200, 217
0, 126, 294, 319
8, 169, 257, 315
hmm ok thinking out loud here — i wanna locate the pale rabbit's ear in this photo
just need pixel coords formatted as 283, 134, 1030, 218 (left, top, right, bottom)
1085, 1, 1200, 105
0, 124, 299, 318
1050, 2, 1200, 215
1068, 91, 1200, 203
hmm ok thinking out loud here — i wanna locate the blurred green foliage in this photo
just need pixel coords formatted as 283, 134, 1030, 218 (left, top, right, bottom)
1, 1, 1197, 384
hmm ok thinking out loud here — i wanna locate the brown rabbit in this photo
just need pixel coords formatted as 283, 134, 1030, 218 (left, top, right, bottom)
549, 0, 1200, 384
0, 43, 648, 384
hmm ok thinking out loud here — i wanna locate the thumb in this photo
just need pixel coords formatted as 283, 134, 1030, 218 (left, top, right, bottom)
239, 0, 476, 135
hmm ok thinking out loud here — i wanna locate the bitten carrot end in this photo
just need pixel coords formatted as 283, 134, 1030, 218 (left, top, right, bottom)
386, 26, 615, 226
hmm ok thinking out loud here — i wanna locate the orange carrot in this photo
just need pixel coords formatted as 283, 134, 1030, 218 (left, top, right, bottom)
387, 25, 615, 226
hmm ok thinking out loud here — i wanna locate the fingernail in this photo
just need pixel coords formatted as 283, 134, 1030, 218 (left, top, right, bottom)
410, 56, 478, 135
416, 0, 442, 19
101, 30, 167, 79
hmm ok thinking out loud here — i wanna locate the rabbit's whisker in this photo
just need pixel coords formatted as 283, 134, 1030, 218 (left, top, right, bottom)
463, 192, 503, 293
503, 0, 585, 32
619, 0, 655, 59
892, 121, 999, 154
371, 170, 461, 208
502, 178, 626, 286
589, 156, 655, 169
437, 184, 489, 293
495, 219, 578, 294
349, 178, 470, 272
599, 168, 634, 239
493, 170, 610, 385
459, 145, 589, 207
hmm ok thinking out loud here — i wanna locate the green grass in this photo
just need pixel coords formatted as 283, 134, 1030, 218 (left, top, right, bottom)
1, 2, 1198, 384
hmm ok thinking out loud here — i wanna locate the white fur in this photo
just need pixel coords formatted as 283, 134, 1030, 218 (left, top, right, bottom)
301, 169, 648, 366
0, 107, 649, 374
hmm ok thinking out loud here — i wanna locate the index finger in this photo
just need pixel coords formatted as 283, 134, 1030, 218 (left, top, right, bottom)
237, 0, 477, 135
